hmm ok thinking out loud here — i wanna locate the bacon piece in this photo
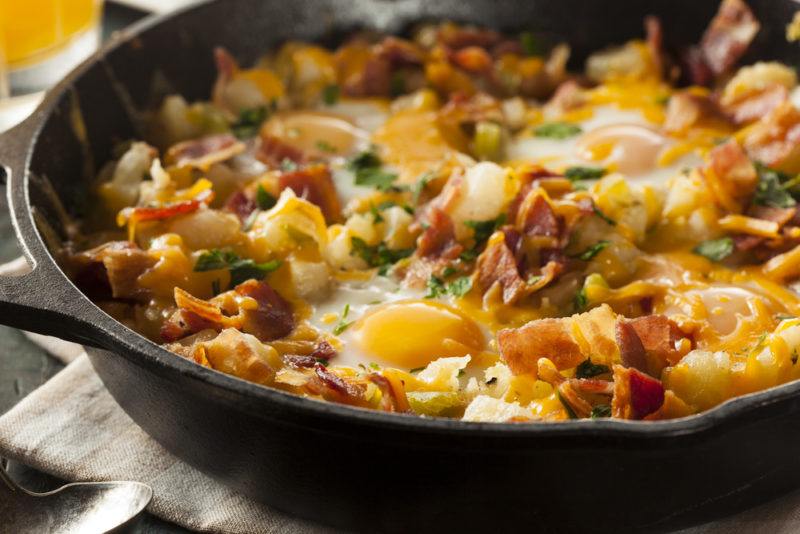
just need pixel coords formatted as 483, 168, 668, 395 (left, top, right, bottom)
611, 365, 665, 420
723, 84, 789, 125
256, 134, 306, 168
212, 47, 237, 113
491, 39, 524, 57
679, 47, 714, 87
416, 208, 463, 260
438, 24, 501, 50
545, 80, 587, 115
616, 319, 648, 373
236, 279, 295, 341
309, 340, 337, 362
223, 190, 258, 222
369, 373, 411, 413
161, 281, 294, 343
663, 92, 728, 134
700, 0, 760, 76
704, 139, 758, 212
628, 315, 687, 367
643, 390, 695, 420
644, 15, 665, 79
278, 163, 342, 223
283, 354, 318, 369
308, 363, 366, 406
125, 189, 213, 224
476, 237, 527, 304
70, 241, 155, 301
376, 36, 425, 66
342, 55, 391, 97
517, 192, 561, 238
742, 102, 800, 174
166, 133, 245, 169
498, 318, 584, 375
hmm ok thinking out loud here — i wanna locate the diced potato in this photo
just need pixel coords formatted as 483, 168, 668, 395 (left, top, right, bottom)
586, 41, 653, 83
462, 395, 533, 422
204, 328, 282, 385
168, 209, 242, 250
417, 355, 471, 392
381, 206, 415, 250
98, 142, 156, 211
448, 162, 513, 239
721, 62, 797, 106
345, 212, 381, 246
663, 350, 732, 410
324, 225, 368, 271
250, 189, 328, 258
289, 260, 331, 300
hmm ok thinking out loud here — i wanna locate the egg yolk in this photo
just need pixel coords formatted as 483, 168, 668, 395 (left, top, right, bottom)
261, 111, 368, 157
576, 123, 666, 176
350, 300, 485, 369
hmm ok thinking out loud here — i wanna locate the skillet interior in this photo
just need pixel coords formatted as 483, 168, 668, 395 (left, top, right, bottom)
9, 0, 800, 531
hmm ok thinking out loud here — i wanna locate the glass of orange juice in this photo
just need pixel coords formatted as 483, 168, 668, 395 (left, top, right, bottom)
0, 0, 103, 97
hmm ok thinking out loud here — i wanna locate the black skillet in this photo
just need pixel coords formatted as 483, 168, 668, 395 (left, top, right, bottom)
1, 1, 799, 532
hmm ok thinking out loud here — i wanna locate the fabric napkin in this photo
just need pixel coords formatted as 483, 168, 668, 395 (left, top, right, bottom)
1, 257, 800, 533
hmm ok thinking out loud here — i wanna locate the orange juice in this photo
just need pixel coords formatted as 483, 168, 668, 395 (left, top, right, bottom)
0, 0, 102, 67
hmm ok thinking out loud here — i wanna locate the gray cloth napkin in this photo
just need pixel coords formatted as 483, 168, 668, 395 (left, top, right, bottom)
1, 258, 800, 533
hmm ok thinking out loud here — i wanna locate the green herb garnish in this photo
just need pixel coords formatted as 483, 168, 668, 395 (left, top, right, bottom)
574, 240, 610, 261
194, 249, 281, 289
575, 358, 610, 379
280, 158, 298, 172
591, 404, 612, 419
231, 106, 270, 139
465, 214, 507, 246
592, 204, 616, 226
565, 166, 606, 181
315, 140, 337, 153
426, 275, 473, 299
754, 163, 797, 208
333, 304, 352, 335
519, 31, 541, 56
533, 122, 582, 140
256, 184, 277, 210
692, 237, 734, 262
322, 84, 340, 106
557, 390, 578, 419
350, 237, 413, 275
347, 149, 399, 191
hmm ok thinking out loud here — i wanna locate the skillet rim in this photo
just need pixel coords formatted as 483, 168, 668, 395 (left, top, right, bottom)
10, 0, 800, 440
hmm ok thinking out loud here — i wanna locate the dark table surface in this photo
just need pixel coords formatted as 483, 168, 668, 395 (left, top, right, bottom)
0, 4, 189, 532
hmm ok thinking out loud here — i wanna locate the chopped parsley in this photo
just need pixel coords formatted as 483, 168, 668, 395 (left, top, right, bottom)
322, 84, 340, 106
533, 122, 582, 140
519, 31, 542, 56
753, 163, 797, 208
425, 275, 473, 299
565, 166, 606, 181
465, 214, 507, 246
390, 72, 406, 97
692, 237, 734, 262
333, 304, 352, 335
412, 171, 434, 203
280, 158, 299, 171
231, 105, 270, 139
194, 249, 281, 289
256, 184, 277, 210
350, 237, 413, 275
574, 240, 610, 261
592, 203, 616, 226
591, 404, 612, 419
574, 286, 588, 312
347, 149, 399, 191
575, 358, 610, 379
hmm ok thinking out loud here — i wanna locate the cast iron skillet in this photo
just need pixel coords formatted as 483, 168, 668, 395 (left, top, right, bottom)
1, 1, 800, 531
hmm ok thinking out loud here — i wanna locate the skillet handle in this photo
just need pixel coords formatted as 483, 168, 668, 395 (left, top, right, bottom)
0, 117, 111, 349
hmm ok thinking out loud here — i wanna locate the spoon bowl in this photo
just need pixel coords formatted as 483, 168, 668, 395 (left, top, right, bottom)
1, 463, 152, 534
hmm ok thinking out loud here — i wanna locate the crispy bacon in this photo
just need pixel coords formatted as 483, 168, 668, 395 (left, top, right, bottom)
476, 237, 527, 304
278, 164, 342, 222
498, 318, 584, 375
212, 47, 237, 113
616, 319, 648, 373
309, 340, 337, 361
704, 139, 758, 212
70, 241, 155, 301
342, 56, 391, 97
628, 315, 687, 368
284, 354, 318, 368
611, 365, 665, 420
257, 134, 306, 168
663, 92, 728, 134
742, 102, 800, 174
723, 84, 789, 125
376, 36, 425, 66
679, 47, 714, 86
700, 0, 760, 76
166, 133, 245, 169
126, 189, 214, 224
236, 279, 295, 341
369, 373, 411, 413
517, 192, 561, 239
644, 15, 665, 80
438, 24, 501, 50
416, 208, 463, 259
223, 190, 258, 222
161, 281, 294, 343
545, 80, 587, 115
308, 363, 366, 406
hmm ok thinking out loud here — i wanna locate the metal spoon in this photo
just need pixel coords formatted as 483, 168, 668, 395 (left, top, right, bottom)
0, 461, 152, 533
